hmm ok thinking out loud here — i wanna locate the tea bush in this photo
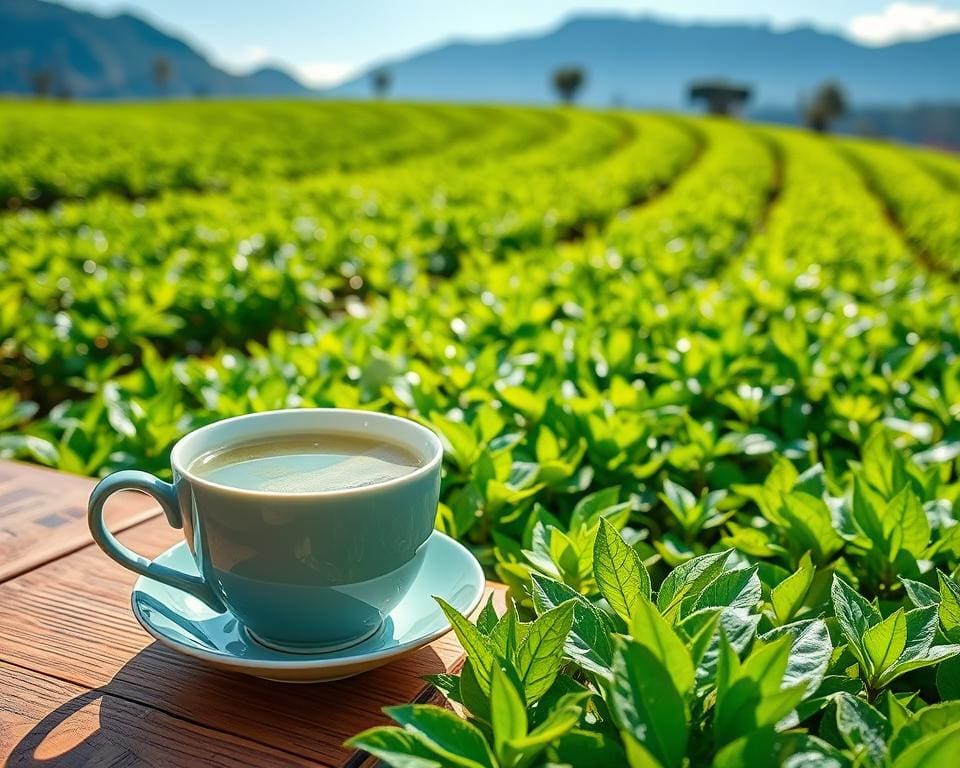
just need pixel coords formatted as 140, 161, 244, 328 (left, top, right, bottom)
2, 101, 959, 766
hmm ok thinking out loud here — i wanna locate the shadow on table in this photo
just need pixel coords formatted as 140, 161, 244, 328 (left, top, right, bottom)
6, 640, 447, 767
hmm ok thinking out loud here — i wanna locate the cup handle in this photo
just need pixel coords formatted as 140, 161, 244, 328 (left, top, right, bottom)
88, 470, 225, 612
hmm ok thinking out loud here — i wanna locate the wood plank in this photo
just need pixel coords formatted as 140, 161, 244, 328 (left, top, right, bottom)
0, 460, 160, 582
0, 660, 318, 767
0, 515, 504, 766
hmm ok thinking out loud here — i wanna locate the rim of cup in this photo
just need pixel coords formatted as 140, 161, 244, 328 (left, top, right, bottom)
169, 408, 443, 499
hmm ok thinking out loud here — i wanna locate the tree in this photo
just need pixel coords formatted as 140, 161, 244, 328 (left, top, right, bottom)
689, 80, 751, 116
552, 66, 585, 105
805, 81, 848, 133
152, 57, 172, 96
371, 68, 392, 98
27, 68, 55, 98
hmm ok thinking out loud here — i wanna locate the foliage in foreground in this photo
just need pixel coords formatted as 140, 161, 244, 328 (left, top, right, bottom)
350, 438, 960, 766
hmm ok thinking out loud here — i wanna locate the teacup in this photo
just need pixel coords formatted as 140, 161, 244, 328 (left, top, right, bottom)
88, 409, 442, 653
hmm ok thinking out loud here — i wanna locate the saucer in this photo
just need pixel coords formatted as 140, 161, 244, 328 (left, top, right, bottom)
131, 531, 485, 682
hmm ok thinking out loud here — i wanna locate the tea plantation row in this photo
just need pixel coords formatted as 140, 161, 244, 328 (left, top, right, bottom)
2, 102, 960, 766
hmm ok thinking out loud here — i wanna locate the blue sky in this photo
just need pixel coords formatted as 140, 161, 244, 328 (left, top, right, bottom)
67, 1, 960, 85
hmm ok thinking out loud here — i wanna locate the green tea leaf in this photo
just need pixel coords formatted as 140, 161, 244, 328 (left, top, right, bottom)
549, 729, 628, 768
498, 386, 546, 421
901, 577, 940, 608
693, 609, 762, 690
712, 728, 779, 768
878, 643, 960, 688
899, 605, 939, 663
345, 726, 444, 768
531, 573, 613, 675
608, 638, 688, 768
831, 575, 880, 671
657, 549, 730, 622
622, 734, 663, 768
861, 428, 909, 498
569, 486, 631, 533
490, 665, 526, 760
770, 552, 814, 624
852, 475, 887, 548
385, 705, 496, 768
780, 491, 843, 563
883, 487, 930, 559
937, 571, 960, 643
432, 415, 480, 470
423, 674, 462, 706
593, 518, 651, 623
891, 721, 960, 768
436, 597, 495, 695
714, 635, 802, 745
733, 455, 796, 523
889, 702, 960, 759
681, 608, 722, 669
628, 595, 696, 694
880, 689, 913, 733
508, 691, 588, 752
514, 600, 575, 703
835, 692, 890, 768
794, 463, 826, 497
863, 609, 907, 680
489, 604, 530, 661
937, 655, 960, 700
659, 478, 697, 526
762, 619, 832, 698
694, 566, 761, 613
476, 594, 499, 636
459, 660, 492, 724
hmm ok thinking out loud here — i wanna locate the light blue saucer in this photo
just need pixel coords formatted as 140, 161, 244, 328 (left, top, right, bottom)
131, 530, 485, 682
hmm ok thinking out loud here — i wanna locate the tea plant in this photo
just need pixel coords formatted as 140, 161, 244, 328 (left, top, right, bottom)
352, 502, 960, 766
2, 102, 959, 766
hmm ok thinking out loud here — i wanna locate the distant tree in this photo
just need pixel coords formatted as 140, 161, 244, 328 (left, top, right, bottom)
27, 68, 55, 98
371, 68, 392, 98
152, 56, 172, 96
552, 66, 585, 105
689, 80, 751, 116
805, 81, 848, 133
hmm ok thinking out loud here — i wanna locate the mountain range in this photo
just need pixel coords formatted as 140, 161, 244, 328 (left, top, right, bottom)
0, 0, 308, 98
1, 0, 959, 110
330, 16, 960, 109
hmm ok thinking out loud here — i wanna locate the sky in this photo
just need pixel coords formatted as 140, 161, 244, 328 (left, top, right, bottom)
66, 1, 960, 86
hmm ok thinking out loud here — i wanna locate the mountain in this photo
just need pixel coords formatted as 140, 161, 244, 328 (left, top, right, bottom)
2, 1, 958, 108
328, 15, 960, 109
0, 0, 310, 98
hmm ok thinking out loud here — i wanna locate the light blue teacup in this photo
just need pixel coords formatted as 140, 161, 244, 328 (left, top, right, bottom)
88, 409, 442, 653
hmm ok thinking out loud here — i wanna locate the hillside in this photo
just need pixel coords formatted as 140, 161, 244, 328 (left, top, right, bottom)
330, 15, 960, 108
0, 0, 309, 98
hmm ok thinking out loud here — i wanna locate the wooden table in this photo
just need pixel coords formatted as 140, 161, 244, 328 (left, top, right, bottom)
0, 460, 499, 767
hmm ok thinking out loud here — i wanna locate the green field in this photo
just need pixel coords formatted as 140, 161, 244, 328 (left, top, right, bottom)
3, 101, 960, 766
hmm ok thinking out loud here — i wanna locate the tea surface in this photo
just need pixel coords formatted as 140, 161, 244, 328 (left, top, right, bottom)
190, 433, 423, 493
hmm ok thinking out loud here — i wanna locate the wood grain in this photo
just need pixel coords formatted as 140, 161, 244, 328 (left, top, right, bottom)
0, 489, 504, 766
0, 461, 159, 583
0, 660, 318, 767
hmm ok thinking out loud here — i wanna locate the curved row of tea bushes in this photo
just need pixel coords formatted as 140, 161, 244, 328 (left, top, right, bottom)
0, 102, 553, 207
843, 140, 960, 275
0, 112, 697, 402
